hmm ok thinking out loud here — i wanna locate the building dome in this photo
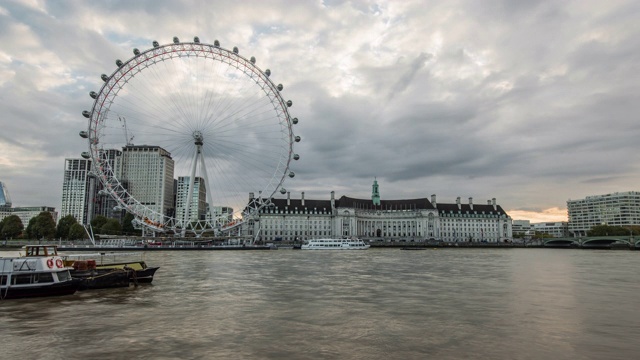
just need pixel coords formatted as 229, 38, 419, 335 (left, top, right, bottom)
0, 181, 12, 207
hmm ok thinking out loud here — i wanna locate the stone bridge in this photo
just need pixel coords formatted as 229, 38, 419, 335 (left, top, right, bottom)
543, 236, 639, 249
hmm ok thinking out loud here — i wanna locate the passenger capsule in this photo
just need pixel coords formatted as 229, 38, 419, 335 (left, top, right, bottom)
152, 40, 159, 48
115, 59, 123, 67
194, 36, 200, 43
133, 48, 140, 55
292, 117, 298, 124
277, 84, 283, 91
250, 56, 256, 64
280, 188, 287, 194
81, 152, 90, 159
89, 91, 98, 99
101, 74, 109, 82
79, 131, 88, 138
293, 154, 300, 160
233, 46, 239, 54
82, 110, 91, 118
265, 69, 271, 77
214, 40, 220, 47
294, 136, 301, 142
288, 171, 295, 178
173, 36, 179, 44
286, 100, 293, 107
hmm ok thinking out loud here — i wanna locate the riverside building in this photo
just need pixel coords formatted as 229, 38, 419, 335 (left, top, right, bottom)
114, 145, 175, 222
531, 222, 569, 238
567, 191, 640, 237
175, 176, 207, 222
245, 181, 512, 243
60, 158, 93, 224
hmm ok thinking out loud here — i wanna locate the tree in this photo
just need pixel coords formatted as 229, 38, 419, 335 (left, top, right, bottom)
36, 212, 57, 239
0, 215, 24, 239
91, 215, 109, 234
56, 214, 78, 239
25, 212, 57, 240
68, 223, 88, 240
25, 217, 37, 239
102, 218, 122, 235
587, 225, 629, 236
122, 212, 136, 235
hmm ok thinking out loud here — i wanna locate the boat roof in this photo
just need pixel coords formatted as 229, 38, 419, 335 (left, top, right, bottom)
22, 244, 59, 257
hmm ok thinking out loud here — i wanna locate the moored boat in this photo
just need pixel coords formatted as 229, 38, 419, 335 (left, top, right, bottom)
64, 252, 159, 284
69, 259, 131, 290
301, 237, 370, 250
1, 246, 80, 300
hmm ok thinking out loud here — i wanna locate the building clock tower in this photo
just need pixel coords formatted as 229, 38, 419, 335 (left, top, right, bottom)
371, 178, 381, 206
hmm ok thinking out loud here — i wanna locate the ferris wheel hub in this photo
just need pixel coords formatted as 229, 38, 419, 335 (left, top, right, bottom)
193, 131, 204, 145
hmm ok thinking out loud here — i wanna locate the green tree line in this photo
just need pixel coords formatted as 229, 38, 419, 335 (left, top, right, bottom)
0, 212, 140, 240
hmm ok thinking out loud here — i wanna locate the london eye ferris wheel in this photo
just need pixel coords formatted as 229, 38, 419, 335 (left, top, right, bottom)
80, 36, 300, 236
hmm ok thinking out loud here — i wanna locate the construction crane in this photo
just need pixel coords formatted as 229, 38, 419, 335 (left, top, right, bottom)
119, 115, 134, 146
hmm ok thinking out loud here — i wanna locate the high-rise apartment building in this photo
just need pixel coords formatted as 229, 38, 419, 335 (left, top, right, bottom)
60, 158, 92, 224
115, 145, 175, 222
175, 176, 207, 222
93, 149, 123, 221
567, 191, 640, 236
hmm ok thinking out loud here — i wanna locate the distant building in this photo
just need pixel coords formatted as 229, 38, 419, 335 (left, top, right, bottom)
0, 181, 12, 208
115, 145, 175, 222
60, 158, 92, 224
245, 181, 512, 243
532, 222, 569, 238
568, 191, 640, 237
512, 220, 532, 236
11, 206, 58, 227
0, 180, 56, 227
175, 176, 207, 222
209, 205, 233, 223
92, 149, 124, 222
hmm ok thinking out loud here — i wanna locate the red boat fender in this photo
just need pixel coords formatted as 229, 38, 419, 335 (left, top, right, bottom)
56, 259, 64, 268
47, 258, 54, 268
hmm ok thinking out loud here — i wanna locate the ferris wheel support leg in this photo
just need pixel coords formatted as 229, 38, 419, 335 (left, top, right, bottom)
198, 149, 215, 228
182, 145, 200, 237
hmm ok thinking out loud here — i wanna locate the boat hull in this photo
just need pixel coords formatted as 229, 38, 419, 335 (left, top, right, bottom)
1, 279, 81, 300
130, 266, 159, 284
72, 269, 131, 290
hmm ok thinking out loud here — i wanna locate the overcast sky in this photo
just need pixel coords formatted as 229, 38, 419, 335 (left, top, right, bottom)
0, 0, 638, 223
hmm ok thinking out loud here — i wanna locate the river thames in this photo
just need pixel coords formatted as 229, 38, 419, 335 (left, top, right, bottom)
1, 248, 638, 359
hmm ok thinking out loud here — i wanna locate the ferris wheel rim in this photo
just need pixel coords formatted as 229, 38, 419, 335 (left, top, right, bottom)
85, 38, 297, 234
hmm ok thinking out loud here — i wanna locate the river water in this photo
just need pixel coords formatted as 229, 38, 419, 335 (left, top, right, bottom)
0, 248, 638, 360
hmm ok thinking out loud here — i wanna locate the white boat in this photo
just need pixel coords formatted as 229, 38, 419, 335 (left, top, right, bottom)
301, 238, 370, 250
1, 245, 80, 300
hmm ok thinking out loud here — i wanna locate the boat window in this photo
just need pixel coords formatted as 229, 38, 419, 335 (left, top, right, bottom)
35, 273, 54, 283
0, 275, 6, 285
57, 271, 72, 282
13, 274, 33, 285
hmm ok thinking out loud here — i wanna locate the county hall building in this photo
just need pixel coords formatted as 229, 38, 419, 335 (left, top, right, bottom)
246, 180, 512, 243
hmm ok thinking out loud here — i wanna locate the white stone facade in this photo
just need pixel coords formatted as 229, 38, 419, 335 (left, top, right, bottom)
245, 192, 512, 243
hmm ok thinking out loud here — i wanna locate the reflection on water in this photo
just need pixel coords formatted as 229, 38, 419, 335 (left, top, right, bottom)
1, 249, 639, 359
